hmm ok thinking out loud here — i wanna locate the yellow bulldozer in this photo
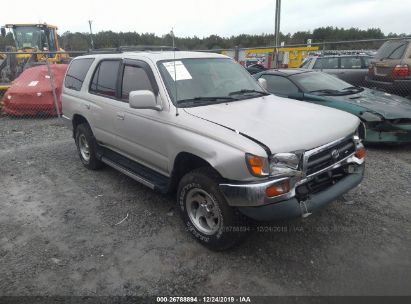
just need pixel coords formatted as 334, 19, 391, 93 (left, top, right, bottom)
0, 23, 70, 93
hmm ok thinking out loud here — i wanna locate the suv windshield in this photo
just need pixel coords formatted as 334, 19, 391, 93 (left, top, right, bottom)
290, 72, 364, 95
375, 40, 408, 60
158, 58, 267, 107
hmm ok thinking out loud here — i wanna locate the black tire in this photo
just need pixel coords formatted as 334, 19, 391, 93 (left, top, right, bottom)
75, 123, 104, 170
177, 167, 248, 251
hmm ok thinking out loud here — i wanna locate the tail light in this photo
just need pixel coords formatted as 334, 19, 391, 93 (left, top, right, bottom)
392, 64, 410, 77
368, 64, 374, 76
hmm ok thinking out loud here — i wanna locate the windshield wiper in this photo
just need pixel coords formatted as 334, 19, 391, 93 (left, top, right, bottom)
176, 96, 238, 107
228, 89, 269, 97
343, 86, 364, 93
308, 89, 343, 95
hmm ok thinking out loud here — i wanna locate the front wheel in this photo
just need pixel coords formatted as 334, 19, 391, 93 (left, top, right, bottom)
177, 168, 248, 251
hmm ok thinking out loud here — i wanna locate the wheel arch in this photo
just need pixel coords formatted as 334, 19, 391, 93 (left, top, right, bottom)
72, 114, 90, 138
169, 152, 221, 193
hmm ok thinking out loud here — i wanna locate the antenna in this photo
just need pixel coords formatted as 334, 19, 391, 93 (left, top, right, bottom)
88, 20, 95, 49
171, 28, 179, 117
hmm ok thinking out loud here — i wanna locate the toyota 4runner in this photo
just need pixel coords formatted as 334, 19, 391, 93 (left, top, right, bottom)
62, 50, 366, 250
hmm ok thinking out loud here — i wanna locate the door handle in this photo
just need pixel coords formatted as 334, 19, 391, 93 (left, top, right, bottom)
117, 113, 125, 120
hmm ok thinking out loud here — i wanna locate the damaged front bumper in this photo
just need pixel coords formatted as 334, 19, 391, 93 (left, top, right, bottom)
365, 121, 411, 144
220, 137, 365, 221
234, 164, 364, 221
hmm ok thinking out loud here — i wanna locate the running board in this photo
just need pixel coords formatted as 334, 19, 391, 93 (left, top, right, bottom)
101, 157, 156, 190
98, 147, 170, 193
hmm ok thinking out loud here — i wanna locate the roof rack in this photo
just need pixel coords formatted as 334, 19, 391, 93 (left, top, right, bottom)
307, 50, 376, 57
87, 45, 179, 54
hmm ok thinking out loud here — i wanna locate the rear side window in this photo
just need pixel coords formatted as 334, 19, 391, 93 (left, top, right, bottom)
300, 58, 312, 69
375, 41, 408, 60
313, 58, 339, 69
362, 56, 371, 67
260, 75, 299, 96
90, 60, 121, 97
340, 57, 362, 69
121, 65, 153, 100
64, 58, 94, 91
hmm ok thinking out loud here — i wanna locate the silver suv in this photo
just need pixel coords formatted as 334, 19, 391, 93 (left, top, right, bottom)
62, 50, 366, 250
300, 54, 372, 86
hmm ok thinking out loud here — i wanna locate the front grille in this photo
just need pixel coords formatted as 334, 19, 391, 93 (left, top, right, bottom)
306, 137, 355, 176
296, 166, 349, 199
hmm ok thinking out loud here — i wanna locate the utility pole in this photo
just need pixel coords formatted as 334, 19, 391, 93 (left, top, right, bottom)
88, 20, 95, 49
273, 0, 281, 68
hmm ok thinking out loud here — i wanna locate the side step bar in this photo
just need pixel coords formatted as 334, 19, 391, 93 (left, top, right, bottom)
101, 157, 156, 190
98, 146, 170, 193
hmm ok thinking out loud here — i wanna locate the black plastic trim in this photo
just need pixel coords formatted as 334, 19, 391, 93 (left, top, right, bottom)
96, 145, 170, 193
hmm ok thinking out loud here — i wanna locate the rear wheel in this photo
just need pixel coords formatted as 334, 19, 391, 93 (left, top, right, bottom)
177, 168, 248, 251
75, 123, 103, 170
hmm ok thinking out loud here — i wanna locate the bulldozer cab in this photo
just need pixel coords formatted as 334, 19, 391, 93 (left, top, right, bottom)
6, 24, 59, 54
0, 23, 69, 95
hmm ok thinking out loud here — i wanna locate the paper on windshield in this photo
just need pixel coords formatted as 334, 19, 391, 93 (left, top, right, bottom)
163, 61, 192, 81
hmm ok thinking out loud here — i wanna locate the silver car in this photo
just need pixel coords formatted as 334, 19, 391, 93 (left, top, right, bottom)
300, 54, 372, 86
61, 50, 366, 250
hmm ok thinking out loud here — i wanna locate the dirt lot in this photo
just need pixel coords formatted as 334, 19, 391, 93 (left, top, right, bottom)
0, 117, 410, 296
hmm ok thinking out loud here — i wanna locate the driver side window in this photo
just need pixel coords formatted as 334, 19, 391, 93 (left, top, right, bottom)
260, 75, 299, 96
121, 65, 153, 101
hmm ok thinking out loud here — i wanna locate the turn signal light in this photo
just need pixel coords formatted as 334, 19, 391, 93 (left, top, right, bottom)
266, 180, 290, 198
355, 147, 366, 160
246, 154, 269, 176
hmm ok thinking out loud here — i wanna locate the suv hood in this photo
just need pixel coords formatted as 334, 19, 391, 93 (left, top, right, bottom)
183, 95, 359, 154
330, 88, 411, 119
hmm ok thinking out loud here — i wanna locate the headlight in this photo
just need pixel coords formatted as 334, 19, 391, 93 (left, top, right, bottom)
359, 111, 383, 122
246, 152, 303, 177
269, 152, 303, 177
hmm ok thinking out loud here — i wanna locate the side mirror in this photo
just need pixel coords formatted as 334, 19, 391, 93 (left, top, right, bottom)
129, 90, 161, 110
1, 27, 6, 38
258, 78, 268, 90
288, 92, 305, 101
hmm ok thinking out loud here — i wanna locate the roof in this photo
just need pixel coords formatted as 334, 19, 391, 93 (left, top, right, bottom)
5, 23, 58, 29
76, 51, 228, 63
306, 54, 372, 58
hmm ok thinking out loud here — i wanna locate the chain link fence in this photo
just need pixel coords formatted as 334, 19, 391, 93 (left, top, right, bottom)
0, 51, 85, 118
0, 37, 410, 126
210, 37, 411, 98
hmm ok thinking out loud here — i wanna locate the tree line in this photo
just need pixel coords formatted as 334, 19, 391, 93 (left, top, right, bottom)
1, 26, 409, 52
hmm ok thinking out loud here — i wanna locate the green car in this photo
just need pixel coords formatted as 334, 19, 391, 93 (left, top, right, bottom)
254, 69, 411, 143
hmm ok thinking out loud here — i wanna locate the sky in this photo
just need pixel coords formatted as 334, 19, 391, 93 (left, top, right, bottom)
3, 0, 410, 37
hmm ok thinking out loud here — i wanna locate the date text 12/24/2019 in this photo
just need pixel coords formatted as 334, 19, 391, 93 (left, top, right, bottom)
156, 296, 252, 303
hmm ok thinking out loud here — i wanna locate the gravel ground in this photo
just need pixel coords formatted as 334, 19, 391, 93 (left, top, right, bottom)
0, 117, 410, 296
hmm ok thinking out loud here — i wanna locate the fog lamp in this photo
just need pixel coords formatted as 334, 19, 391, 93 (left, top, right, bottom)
266, 180, 290, 198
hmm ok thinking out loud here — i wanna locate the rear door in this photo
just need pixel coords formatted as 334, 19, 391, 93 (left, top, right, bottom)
339, 56, 368, 86
86, 59, 122, 149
